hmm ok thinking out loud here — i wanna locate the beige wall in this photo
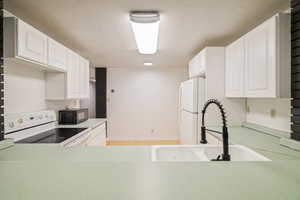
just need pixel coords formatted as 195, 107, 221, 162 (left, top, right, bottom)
107, 67, 188, 141
246, 98, 290, 133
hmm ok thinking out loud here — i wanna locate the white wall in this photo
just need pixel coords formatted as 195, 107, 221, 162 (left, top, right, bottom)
4, 62, 47, 114
4, 62, 80, 115
246, 98, 290, 133
107, 67, 188, 141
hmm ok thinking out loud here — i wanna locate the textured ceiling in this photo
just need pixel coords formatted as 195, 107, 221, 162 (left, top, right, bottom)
4, 0, 289, 68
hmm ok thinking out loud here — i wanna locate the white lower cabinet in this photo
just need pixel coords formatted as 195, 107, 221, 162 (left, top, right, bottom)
85, 123, 107, 146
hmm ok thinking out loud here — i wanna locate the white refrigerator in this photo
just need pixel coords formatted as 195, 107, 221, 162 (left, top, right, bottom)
179, 78, 206, 144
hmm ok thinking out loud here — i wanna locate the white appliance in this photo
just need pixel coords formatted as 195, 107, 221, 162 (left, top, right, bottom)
179, 78, 206, 144
4, 110, 91, 147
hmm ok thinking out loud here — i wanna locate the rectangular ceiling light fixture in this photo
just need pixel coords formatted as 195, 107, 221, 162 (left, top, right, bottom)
130, 11, 160, 54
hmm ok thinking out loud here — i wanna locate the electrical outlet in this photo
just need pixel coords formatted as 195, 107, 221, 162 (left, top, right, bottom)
270, 109, 276, 118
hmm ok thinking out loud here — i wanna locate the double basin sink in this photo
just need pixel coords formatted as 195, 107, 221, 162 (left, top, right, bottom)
151, 145, 270, 162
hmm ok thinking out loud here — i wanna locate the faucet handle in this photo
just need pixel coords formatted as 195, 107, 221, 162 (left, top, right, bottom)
211, 155, 221, 161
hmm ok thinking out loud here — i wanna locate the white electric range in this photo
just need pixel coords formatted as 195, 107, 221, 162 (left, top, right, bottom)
4, 110, 91, 147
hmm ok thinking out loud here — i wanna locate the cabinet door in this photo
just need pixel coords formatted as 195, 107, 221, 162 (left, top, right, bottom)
84, 59, 90, 98
85, 123, 106, 146
78, 57, 90, 99
189, 50, 205, 78
66, 50, 80, 99
17, 19, 48, 64
78, 57, 85, 98
225, 37, 245, 97
245, 16, 277, 97
48, 38, 67, 70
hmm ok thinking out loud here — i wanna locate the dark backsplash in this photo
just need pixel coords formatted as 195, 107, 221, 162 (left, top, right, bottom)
0, 1, 4, 141
291, 0, 300, 141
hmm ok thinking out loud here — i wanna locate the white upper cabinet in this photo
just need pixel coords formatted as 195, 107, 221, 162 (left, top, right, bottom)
47, 38, 67, 71
17, 19, 48, 64
4, 14, 90, 100
189, 50, 206, 78
225, 37, 245, 97
66, 50, 80, 99
46, 54, 90, 100
244, 16, 276, 97
245, 13, 290, 98
79, 57, 90, 99
4, 17, 65, 72
225, 13, 290, 98
84, 60, 90, 98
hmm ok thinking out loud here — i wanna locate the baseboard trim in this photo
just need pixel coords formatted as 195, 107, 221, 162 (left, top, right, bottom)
107, 140, 180, 146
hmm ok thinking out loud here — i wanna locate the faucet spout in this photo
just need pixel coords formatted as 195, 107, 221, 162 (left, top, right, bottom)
200, 99, 231, 161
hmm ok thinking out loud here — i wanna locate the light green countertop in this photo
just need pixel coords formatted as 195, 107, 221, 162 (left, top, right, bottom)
0, 126, 300, 200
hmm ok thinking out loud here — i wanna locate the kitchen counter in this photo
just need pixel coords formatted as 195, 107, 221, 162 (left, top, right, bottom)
57, 118, 106, 129
0, 126, 300, 200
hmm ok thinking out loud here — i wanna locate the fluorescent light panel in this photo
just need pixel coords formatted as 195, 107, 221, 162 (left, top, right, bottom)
144, 62, 153, 66
130, 12, 160, 54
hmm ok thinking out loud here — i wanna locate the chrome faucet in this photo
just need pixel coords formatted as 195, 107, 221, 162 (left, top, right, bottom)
200, 99, 231, 161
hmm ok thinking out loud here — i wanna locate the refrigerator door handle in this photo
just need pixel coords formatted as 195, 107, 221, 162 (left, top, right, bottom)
178, 85, 182, 130
182, 109, 198, 114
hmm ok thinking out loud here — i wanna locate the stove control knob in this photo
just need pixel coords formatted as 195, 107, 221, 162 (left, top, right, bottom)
38, 115, 43, 119
45, 114, 48, 118
17, 118, 23, 124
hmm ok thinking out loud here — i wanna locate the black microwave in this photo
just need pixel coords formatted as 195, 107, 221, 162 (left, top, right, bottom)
58, 109, 88, 125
